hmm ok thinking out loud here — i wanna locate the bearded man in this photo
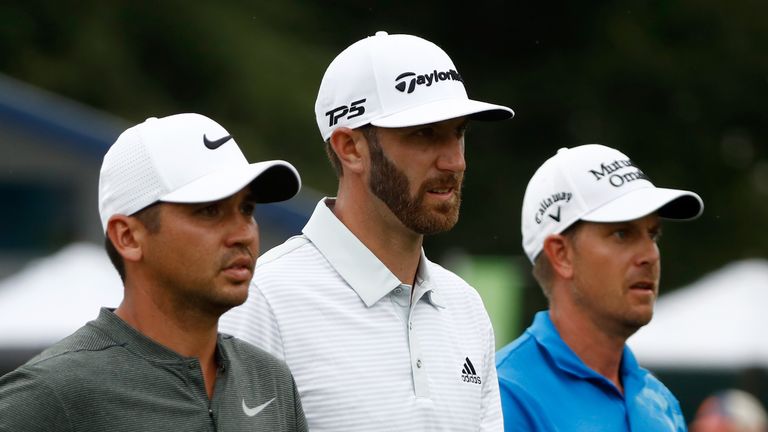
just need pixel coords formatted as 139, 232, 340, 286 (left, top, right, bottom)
221, 31, 513, 431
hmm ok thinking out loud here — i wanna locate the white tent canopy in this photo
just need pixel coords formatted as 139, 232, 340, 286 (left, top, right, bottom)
628, 259, 768, 369
0, 243, 122, 347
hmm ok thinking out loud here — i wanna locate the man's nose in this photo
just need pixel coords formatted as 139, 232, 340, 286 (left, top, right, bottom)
437, 137, 466, 173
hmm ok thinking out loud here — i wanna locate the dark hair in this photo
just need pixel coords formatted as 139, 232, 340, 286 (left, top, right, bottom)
104, 203, 162, 282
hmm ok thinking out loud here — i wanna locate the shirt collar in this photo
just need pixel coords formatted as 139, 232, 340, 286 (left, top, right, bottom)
528, 311, 634, 378
303, 198, 443, 308
618, 343, 643, 386
414, 261, 444, 308
529, 310, 638, 384
528, 311, 592, 378
93, 308, 229, 367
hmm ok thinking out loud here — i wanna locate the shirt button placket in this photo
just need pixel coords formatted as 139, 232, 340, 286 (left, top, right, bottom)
409, 307, 430, 398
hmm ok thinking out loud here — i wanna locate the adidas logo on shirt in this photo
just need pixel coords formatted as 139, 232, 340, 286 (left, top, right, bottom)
460, 357, 482, 385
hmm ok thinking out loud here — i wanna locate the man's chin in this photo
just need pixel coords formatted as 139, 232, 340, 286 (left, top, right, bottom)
213, 284, 250, 309
621, 313, 653, 337
409, 212, 460, 235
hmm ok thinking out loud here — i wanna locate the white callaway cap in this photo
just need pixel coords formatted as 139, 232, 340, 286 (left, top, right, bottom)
315, 31, 514, 141
521, 144, 703, 262
98, 113, 301, 232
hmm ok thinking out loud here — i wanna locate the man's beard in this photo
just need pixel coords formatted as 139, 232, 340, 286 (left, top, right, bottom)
367, 135, 463, 235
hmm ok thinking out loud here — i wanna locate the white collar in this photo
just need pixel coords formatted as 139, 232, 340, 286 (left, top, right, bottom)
303, 198, 444, 308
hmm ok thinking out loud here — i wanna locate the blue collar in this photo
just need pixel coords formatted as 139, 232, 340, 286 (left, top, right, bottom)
528, 310, 643, 396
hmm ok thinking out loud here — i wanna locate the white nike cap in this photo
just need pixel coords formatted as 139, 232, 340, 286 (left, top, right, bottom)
315, 31, 514, 141
98, 113, 301, 232
521, 144, 703, 262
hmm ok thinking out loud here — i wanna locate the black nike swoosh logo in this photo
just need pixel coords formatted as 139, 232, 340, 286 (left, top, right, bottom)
203, 134, 232, 150
548, 206, 561, 222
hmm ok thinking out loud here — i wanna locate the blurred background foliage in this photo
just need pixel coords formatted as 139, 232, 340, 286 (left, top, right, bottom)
1, 0, 766, 322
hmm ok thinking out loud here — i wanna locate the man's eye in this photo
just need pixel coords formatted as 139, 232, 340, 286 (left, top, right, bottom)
613, 230, 627, 240
242, 202, 256, 215
414, 127, 435, 138
199, 205, 219, 217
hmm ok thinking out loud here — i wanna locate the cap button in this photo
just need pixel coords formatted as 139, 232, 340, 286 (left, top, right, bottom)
375, 31, 388, 37
556, 147, 569, 154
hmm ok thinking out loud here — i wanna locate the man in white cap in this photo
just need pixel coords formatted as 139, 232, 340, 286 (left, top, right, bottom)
0, 113, 307, 431
496, 144, 704, 431
221, 32, 513, 430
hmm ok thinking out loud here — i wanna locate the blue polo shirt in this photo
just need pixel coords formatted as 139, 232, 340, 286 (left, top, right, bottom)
496, 311, 686, 431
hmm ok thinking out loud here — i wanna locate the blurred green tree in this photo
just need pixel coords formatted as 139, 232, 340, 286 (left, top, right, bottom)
1, 0, 766, 327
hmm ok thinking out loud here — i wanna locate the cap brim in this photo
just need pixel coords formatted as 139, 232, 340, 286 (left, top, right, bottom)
581, 187, 703, 223
370, 98, 513, 128
160, 160, 301, 205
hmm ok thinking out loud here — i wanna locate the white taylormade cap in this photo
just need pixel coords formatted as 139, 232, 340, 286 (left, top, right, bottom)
521, 144, 703, 262
98, 113, 301, 232
315, 31, 514, 141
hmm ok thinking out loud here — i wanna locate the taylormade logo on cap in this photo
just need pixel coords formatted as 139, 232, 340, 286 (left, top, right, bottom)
521, 144, 704, 262
394, 69, 463, 94
315, 31, 514, 141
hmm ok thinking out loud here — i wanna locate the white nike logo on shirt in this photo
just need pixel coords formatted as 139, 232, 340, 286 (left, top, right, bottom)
242, 397, 275, 417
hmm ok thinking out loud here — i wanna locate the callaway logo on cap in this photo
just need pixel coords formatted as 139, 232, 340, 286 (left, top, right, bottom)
98, 113, 301, 232
315, 31, 514, 141
521, 144, 704, 262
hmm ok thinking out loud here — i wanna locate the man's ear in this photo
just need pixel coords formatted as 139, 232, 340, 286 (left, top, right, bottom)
105, 215, 145, 263
542, 234, 575, 279
329, 127, 368, 175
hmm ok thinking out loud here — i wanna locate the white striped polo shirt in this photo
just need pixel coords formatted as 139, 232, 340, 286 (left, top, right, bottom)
221, 198, 502, 431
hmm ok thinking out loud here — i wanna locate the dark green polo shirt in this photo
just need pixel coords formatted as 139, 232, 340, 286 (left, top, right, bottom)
0, 308, 306, 431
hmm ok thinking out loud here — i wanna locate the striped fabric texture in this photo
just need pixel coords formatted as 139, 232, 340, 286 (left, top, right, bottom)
220, 199, 502, 431
0, 308, 307, 432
